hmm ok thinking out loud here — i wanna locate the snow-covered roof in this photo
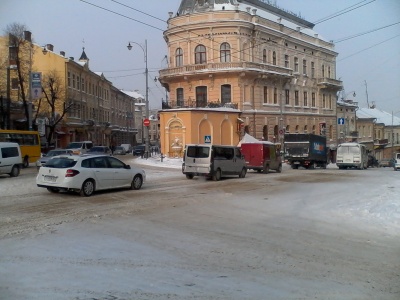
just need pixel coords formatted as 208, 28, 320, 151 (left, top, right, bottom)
237, 133, 273, 146
177, 0, 328, 42
357, 108, 400, 126
120, 90, 144, 99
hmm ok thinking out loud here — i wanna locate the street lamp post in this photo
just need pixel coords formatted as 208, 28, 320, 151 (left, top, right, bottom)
127, 40, 149, 159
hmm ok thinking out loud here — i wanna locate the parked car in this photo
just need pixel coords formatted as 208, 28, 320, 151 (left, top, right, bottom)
36, 154, 146, 196
36, 149, 73, 169
87, 146, 112, 155
133, 145, 145, 156
120, 144, 132, 154
113, 146, 126, 155
379, 158, 395, 168
65, 141, 93, 155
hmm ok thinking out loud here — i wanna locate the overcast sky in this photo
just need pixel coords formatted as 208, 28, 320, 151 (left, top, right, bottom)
1, 0, 399, 113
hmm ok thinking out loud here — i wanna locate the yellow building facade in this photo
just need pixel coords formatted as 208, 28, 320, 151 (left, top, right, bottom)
1, 32, 140, 148
159, 0, 343, 153
159, 108, 241, 157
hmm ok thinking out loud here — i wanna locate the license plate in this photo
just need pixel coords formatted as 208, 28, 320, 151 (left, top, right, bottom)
44, 175, 57, 182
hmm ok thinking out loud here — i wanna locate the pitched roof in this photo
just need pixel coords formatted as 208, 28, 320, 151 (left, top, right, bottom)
79, 47, 89, 61
357, 108, 400, 126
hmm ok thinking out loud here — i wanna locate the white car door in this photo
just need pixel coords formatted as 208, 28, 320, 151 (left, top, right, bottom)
106, 156, 131, 187
90, 156, 114, 189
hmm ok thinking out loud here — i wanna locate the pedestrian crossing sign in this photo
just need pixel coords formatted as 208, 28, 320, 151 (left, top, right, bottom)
204, 135, 211, 143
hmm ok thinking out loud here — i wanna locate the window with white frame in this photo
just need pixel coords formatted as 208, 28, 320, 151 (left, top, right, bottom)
220, 43, 231, 62
175, 48, 183, 67
294, 57, 299, 72
285, 89, 290, 105
195, 45, 206, 64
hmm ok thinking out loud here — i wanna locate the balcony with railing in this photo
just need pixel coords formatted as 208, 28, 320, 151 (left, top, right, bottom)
159, 62, 292, 79
317, 77, 343, 90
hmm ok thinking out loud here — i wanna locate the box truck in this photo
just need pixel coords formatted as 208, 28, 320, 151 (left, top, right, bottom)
240, 142, 282, 173
283, 134, 327, 169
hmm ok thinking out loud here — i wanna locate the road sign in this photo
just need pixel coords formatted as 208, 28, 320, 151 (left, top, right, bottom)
31, 72, 42, 100
338, 118, 345, 125
204, 135, 211, 143
143, 118, 150, 126
278, 129, 285, 135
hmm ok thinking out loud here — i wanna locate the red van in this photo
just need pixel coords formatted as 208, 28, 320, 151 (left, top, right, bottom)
241, 142, 282, 174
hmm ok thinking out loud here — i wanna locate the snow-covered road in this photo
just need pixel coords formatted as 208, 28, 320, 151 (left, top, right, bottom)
0, 158, 399, 299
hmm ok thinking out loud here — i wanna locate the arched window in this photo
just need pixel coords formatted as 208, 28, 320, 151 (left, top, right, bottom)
295, 125, 299, 133
220, 43, 231, 62
286, 125, 290, 133
175, 48, 183, 67
195, 45, 206, 64
263, 49, 267, 63
221, 84, 231, 105
304, 125, 308, 133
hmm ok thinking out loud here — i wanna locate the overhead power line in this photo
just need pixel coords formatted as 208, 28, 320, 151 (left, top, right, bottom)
333, 21, 400, 43
338, 34, 400, 61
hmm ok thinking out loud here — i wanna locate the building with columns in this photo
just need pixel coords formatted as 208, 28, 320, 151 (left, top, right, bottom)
158, 0, 342, 155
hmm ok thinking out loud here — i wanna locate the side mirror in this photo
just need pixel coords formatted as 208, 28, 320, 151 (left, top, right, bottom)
125, 164, 131, 169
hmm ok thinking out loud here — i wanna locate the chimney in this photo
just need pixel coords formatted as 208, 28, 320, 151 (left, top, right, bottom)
23, 31, 32, 42
69, 57, 74, 61
46, 44, 54, 51
60, 51, 65, 57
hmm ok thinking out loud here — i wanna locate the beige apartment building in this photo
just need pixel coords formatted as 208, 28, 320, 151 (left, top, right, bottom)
159, 0, 342, 150
1, 32, 140, 148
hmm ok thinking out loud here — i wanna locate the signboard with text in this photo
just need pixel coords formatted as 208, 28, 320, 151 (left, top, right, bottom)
31, 72, 42, 100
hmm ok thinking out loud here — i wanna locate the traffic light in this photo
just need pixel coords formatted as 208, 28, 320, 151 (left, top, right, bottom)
319, 122, 326, 135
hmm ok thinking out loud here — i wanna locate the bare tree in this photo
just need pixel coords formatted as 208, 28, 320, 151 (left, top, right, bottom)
4, 22, 33, 130
37, 70, 73, 146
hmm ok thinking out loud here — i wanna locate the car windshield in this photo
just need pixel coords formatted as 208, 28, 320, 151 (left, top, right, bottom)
45, 157, 77, 168
66, 142, 83, 149
115, 147, 124, 150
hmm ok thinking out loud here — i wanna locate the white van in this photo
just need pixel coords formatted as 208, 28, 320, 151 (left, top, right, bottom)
336, 142, 368, 169
0, 142, 23, 177
394, 153, 400, 171
65, 141, 93, 155
182, 144, 247, 181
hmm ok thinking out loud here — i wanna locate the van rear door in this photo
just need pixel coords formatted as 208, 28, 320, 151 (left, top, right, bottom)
184, 145, 211, 174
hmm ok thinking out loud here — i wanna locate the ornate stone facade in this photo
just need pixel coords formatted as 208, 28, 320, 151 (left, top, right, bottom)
160, 0, 342, 145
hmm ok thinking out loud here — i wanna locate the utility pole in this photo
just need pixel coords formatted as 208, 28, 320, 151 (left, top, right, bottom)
364, 80, 369, 109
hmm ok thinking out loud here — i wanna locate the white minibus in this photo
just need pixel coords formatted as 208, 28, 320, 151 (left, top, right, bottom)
336, 142, 368, 170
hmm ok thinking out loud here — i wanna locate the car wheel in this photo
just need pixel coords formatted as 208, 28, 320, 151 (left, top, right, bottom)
80, 179, 95, 197
23, 156, 29, 168
9, 165, 20, 177
131, 175, 143, 190
186, 174, 194, 179
47, 187, 60, 193
239, 167, 246, 178
212, 169, 221, 181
